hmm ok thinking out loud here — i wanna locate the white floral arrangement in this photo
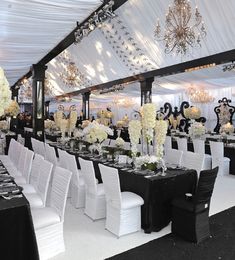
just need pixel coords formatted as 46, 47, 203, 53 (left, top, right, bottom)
0, 120, 8, 130
115, 137, 125, 148
83, 121, 113, 144
44, 119, 56, 130
135, 155, 158, 170
184, 107, 201, 120
68, 110, 77, 132
4, 100, 20, 117
220, 122, 234, 134
155, 120, 168, 159
128, 120, 142, 155
141, 103, 157, 143
0, 67, 11, 116
188, 121, 206, 138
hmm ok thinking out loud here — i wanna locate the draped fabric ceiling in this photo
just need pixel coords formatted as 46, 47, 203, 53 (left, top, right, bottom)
0, 0, 102, 85
1, 0, 235, 101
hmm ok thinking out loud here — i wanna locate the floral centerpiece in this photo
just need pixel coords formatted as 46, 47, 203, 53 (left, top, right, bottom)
184, 106, 201, 120
155, 119, 168, 159
0, 67, 11, 117
135, 155, 158, 171
4, 100, 20, 117
188, 121, 206, 139
68, 105, 77, 135
220, 122, 234, 134
115, 137, 125, 149
83, 121, 113, 154
128, 120, 142, 156
141, 103, 157, 143
44, 119, 57, 131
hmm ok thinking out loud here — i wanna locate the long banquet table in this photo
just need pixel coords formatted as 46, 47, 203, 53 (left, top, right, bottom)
172, 138, 235, 175
0, 161, 39, 260
51, 144, 197, 233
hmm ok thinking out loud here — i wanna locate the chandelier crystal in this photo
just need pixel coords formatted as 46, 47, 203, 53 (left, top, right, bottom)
59, 62, 84, 88
186, 86, 214, 104
154, 0, 206, 55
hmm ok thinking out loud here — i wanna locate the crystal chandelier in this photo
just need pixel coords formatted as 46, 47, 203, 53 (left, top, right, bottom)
59, 62, 84, 88
154, 0, 206, 55
186, 86, 214, 103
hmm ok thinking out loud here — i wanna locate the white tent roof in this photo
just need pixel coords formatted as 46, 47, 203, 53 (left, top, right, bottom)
0, 0, 102, 85
1, 0, 235, 97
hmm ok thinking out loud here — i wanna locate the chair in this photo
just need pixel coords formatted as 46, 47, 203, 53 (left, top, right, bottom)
181, 151, 205, 177
45, 143, 58, 166
209, 141, 230, 175
58, 149, 68, 168
24, 159, 53, 208
164, 135, 172, 151
79, 157, 106, 220
31, 166, 72, 260
37, 140, 46, 157
176, 137, 188, 152
164, 148, 183, 166
15, 149, 34, 184
171, 167, 219, 243
193, 139, 212, 170
99, 164, 144, 237
66, 153, 85, 208
21, 154, 44, 194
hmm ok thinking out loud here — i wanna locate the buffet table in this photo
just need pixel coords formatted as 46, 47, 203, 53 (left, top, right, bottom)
51, 144, 197, 233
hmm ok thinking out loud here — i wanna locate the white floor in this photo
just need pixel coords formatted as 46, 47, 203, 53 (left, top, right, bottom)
52, 174, 235, 260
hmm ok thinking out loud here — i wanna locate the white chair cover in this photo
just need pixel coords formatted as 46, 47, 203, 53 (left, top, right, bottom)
164, 148, 183, 166
209, 141, 230, 175
181, 151, 205, 177
31, 166, 72, 260
79, 157, 106, 220
99, 164, 144, 237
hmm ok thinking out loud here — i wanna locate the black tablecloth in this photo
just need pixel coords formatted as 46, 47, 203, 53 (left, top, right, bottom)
52, 144, 197, 233
0, 196, 39, 260
172, 139, 235, 175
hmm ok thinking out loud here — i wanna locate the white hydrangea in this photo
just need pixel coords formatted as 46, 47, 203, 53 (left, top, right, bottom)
0, 67, 11, 116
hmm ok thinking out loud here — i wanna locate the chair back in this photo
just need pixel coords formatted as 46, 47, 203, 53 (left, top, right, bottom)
79, 157, 97, 195
209, 141, 224, 159
65, 153, 80, 186
45, 143, 58, 166
193, 139, 205, 154
22, 149, 34, 183
181, 151, 205, 176
17, 134, 25, 146
17, 146, 28, 172
37, 140, 45, 157
58, 149, 68, 168
176, 137, 188, 152
11, 140, 21, 165
164, 148, 183, 166
8, 138, 16, 161
37, 159, 53, 206
99, 164, 121, 208
164, 136, 172, 151
50, 166, 72, 221
194, 167, 218, 204
29, 154, 44, 187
